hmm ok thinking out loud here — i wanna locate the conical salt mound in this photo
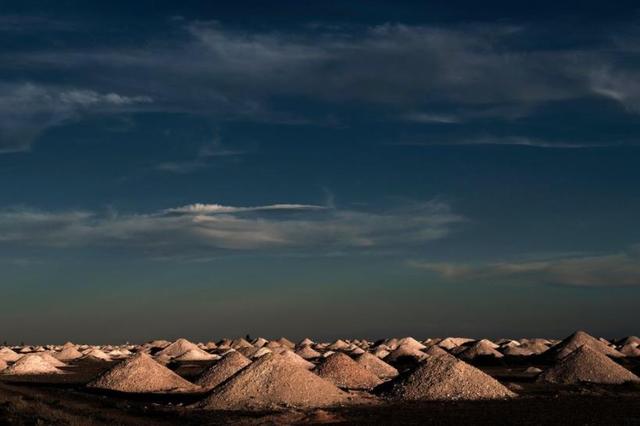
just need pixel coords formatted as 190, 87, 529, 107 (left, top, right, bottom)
459, 340, 504, 360
327, 339, 349, 351
276, 337, 296, 349
295, 345, 322, 360
196, 351, 252, 389
397, 337, 426, 350
315, 353, 382, 390
230, 338, 253, 350
1, 354, 65, 375
53, 346, 83, 361
354, 352, 399, 379
537, 345, 640, 385
172, 348, 218, 361
37, 352, 67, 367
385, 344, 428, 363
620, 344, 640, 357
424, 345, 453, 359
87, 353, 199, 393
200, 353, 351, 410
383, 355, 515, 400
549, 331, 623, 359
0, 347, 21, 362
83, 348, 111, 361
156, 338, 201, 358
276, 349, 315, 370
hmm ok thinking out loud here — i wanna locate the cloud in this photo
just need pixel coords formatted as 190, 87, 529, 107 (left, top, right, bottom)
409, 250, 640, 287
0, 83, 152, 153
396, 136, 623, 149
0, 200, 462, 255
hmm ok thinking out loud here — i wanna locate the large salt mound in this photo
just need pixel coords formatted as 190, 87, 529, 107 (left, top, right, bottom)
196, 351, 252, 389
1, 354, 65, 375
156, 338, 202, 358
384, 355, 515, 401
549, 331, 623, 359
200, 353, 351, 410
538, 345, 640, 385
354, 352, 399, 379
87, 353, 199, 393
37, 352, 67, 367
0, 347, 21, 362
315, 352, 382, 390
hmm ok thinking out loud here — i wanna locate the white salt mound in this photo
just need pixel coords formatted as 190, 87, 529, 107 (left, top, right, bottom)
550, 331, 623, 359
200, 353, 352, 410
87, 352, 199, 393
0, 348, 21, 362
384, 355, 515, 400
156, 338, 203, 358
538, 345, 640, 385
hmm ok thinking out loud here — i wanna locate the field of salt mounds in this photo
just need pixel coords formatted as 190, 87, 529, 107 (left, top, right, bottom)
1, 330, 640, 425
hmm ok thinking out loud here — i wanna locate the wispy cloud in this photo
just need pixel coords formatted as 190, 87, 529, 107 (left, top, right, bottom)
0, 83, 152, 153
0, 200, 463, 255
409, 249, 640, 287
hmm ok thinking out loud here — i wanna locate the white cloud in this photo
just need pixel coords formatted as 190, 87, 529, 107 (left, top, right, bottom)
410, 251, 640, 287
0, 200, 462, 254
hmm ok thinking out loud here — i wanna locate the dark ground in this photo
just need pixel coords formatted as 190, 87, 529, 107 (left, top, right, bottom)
1, 357, 640, 425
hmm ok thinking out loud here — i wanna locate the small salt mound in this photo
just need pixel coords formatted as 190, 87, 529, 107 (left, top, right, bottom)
252, 337, 268, 348
372, 347, 390, 359
502, 346, 535, 356
438, 337, 473, 350
354, 352, 399, 379
54, 346, 84, 361
276, 337, 296, 349
156, 338, 202, 358
383, 355, 515, 401
1, 354, 65, 375
87, 352, 199, 393
298, 338, 314, 347
620, 344, 640, 357
0, 347, 21, 362
618, 336, 640, 348
251, 347, 272, 359
196, 351, 252, 389
147, 340, 172, 349
204, 341, 218, 350
0, 359, 7, 371
538, 345, 640, 385
385, 344, 428, 363
230, 338, 253, 350
296, 345, 322, 360
173, 349, 219, 362
397, 337, 426, 350
518, 341, 550, 355
315, 352, 382, 390
549, 331, 623, 359
327, 339, 349, 351
200, 353, 351, 410
459, 340, 504, 360
83, 348, 111, 361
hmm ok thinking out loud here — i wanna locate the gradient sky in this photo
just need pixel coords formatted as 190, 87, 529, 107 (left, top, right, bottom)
1, 1, 640, 344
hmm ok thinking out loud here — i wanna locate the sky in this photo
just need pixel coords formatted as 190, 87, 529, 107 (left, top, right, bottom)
1, 1, 640, 344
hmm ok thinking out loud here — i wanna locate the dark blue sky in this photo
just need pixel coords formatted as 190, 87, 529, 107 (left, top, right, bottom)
1, 1, 639, 343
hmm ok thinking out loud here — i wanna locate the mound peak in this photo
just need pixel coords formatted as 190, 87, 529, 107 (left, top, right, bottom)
354, 352, 399, 379
549, 331, 623, 359
155, 338, 201, 358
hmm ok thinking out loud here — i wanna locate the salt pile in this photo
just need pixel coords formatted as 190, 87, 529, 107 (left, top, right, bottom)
385, 344, 428, 363
315, 352, 382, 390
53, 346, 84, 361
0, 347, 21, 362
383, 355, 515, 400
459, 339, 504, 360
87, 352, 199, 393
172, 349, 219, 361
424, 345, 454, 359
83, 348, 112, 361
549, 331, 623, 359
538, 345, 640, 385
276, 349, 315, 370
200, 353, 351, 410
295, 345, 322, 360
0, 359, 7, 371
354, 352, 399, 379
1, 354, 65, 375
196, 351, 252, 389
156, 338, 205, 358
620, 344, 640, 357
37, 352, 67, 367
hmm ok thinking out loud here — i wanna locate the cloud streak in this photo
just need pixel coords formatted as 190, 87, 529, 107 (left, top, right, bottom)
410, 250, 640, 287
0, 200, 462, 255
